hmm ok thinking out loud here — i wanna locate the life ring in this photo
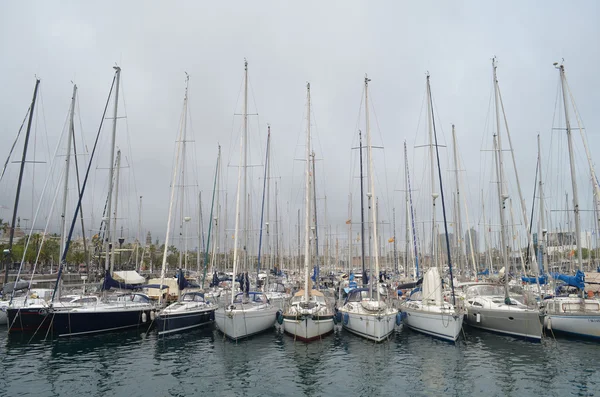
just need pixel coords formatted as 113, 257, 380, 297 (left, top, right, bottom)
38, 309, 48, 316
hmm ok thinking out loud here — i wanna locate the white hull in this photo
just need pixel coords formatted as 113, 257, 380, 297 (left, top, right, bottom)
215, 304, 277, 340
546, 314, 600, 339
402, 306, 464, 342
341, 310, 396, 342
282, 315, 334, 341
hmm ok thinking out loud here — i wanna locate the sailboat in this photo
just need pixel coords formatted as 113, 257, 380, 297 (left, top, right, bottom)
400, 73, 463, 342
281, 82, 335, 342
542, 62, 600, 339
337, 76, 397, 342
463, 59, 543, 341
214, 60, 278, 340
156, 76, 218, 335
49, 66, 155, 337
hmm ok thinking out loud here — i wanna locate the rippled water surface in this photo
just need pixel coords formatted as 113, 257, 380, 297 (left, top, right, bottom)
1, 325, 599, 396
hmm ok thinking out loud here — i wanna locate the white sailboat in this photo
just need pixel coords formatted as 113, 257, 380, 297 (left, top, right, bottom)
400, 73, 463, 342
281, 82, 335, 342
542, 62, 600, 339
214, 60, 278, 340
337, 76, 397, 342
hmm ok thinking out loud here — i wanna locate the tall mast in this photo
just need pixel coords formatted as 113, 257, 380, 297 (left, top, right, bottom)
482, 190, 493, 274
209, 146, 222, 277
393, 207, 398, 273
4, 79, 40, 286
347, 193, 352, 274
136, 195, 142, 271
365, 78, 373, 286
267, 127, 272, 279
304, 83, 312, 303
243, 60, 249, 273
537, 134, 546, 274
110, 150, 121, 274
297, 208, 300, 274
256, 128, 270, 286
359, 131, 366, 285
451, 125, 464, 275
557, 62, 584, 277
179, 74, 189, 271
104, 67, 121, 275
60, 84, 77, 259
312, 151, 320, 287
426, 74, 438, 273
405, 141, 419, 279
365, 75, 381, 302
404, 143, 410, 276
492, 60, 510, 299
229, 61, 247, 304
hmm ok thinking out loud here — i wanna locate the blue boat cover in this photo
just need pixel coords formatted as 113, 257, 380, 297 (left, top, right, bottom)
478, 269, 490, 276
176, 269, 200, 290
552, 270, 585, 290
521, 274, 548, 285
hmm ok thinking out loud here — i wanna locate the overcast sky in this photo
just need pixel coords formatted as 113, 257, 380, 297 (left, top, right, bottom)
1, 1, 599, 258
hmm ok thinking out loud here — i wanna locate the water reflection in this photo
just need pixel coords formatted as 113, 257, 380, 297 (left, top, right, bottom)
1, 324, 599, 396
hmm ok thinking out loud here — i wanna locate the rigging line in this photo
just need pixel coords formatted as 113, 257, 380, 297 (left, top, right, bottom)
369, 92, 393, 222
0, 107, 30, 183
9, 106, 67, 302
119, 76, 141, 229
51, 72, 117, 303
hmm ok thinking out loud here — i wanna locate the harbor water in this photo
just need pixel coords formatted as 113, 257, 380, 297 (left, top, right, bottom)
1, 325, 598, 397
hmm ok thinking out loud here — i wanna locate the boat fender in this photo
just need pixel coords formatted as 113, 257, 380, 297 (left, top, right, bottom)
142, 312, 147, 323
396, 312, 402, 326
343, 312, 350, 326
547, 317, 552, 330
476, 313, 481, 323
276, 310, 284, 325
150, 310, 156, 321
334, 311, 342, 324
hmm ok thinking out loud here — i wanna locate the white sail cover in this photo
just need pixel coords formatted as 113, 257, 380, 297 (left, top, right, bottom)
113, 271, 145, 285
422, 267, 442, 305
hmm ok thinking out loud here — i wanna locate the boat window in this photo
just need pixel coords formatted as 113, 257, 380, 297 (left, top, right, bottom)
195, 295, 205, 302
74, 297, 97, 304
472, 301, 483, 307
132, 294, 149, 303
254, 295, 264, 303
